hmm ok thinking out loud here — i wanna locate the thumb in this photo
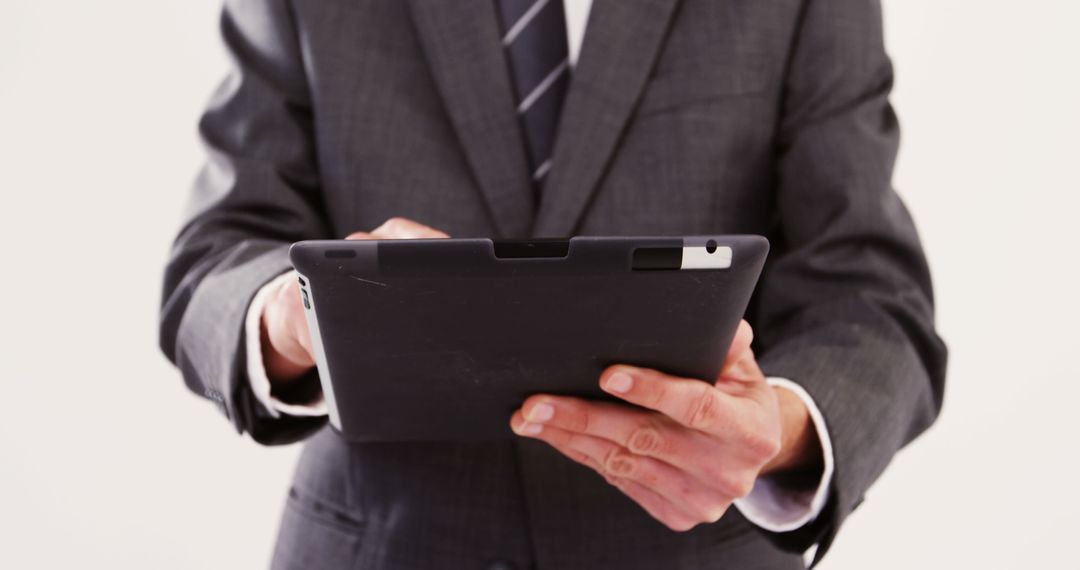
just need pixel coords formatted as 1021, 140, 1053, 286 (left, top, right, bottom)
721, 320, 754, 374
370, 217, 450, 239
717, 320, 763, 384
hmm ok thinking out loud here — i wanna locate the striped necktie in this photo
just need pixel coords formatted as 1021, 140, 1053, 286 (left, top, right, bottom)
496, 0, 571, 195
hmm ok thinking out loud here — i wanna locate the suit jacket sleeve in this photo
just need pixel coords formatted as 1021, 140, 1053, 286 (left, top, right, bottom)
159, 0, 329, 445
749, 0, 947, 560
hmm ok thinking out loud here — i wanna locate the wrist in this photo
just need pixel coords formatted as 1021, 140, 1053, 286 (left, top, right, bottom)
761, 385, 823, 478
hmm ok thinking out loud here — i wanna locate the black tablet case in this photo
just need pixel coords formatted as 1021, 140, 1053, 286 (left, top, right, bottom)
291, 235, 768, 441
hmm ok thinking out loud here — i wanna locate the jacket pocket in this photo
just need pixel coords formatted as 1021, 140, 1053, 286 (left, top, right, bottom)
271, 487, 366, 570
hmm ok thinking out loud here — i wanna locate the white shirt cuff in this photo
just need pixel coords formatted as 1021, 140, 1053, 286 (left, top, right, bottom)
734, 377, 835, 534
244, 270, 328, 418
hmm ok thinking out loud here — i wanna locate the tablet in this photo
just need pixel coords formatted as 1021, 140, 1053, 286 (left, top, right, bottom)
290, 235, 768, 441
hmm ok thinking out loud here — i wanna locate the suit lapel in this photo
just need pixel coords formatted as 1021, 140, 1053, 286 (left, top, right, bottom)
407, 1, 534, 237
533, 0, 681, 237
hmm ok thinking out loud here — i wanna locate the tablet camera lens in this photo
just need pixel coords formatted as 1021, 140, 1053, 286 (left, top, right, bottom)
705, 240, 718, 254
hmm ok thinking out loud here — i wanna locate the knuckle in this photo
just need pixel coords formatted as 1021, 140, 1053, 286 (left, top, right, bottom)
740, 429, 781, 462
685, 389, 720, 430
577, 406, 592, 434
679, 488, 728, 524
690, 500, 727, 524
627, 426, 665, 456
733, 476, 755, 499
382, 216, 408, 233
702, 503, 729, 523
669, 519, 698, 532
556, 429, 581, 450
603, 449, 637, 477
647, 383, 669, 410
716, 473, 754, 499
758, 435, 782, 462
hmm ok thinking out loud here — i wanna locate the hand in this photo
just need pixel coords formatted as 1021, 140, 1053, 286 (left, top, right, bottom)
510, 320, 821, 531
260, 217, 450, 384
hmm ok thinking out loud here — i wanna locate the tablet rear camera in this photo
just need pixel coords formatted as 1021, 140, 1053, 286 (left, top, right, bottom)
706, 240, 718, 254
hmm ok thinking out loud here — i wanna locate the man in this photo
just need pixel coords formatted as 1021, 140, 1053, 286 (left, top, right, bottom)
160, 0, 946, 568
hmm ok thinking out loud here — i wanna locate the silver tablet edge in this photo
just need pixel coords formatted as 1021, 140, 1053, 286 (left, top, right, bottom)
296, 271, 342, 430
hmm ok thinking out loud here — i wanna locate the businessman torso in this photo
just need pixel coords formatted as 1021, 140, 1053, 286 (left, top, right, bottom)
169, 0, 943, 568
255, 2, 798, 568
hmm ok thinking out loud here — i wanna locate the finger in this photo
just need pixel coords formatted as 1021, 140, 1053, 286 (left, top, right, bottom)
518, 433, 700, 532
517, 395, 722, 484
511, 414, 728, 523
267, 280, 315, 367
370, 217, 450, 239
344, 231, 373, 240
599, 365, 743, 435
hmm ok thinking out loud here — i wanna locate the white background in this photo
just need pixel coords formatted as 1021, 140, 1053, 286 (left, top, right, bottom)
1, 1, 1078, 568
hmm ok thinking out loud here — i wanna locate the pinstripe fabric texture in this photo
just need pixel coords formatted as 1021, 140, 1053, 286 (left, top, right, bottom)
496, 0, 570, 194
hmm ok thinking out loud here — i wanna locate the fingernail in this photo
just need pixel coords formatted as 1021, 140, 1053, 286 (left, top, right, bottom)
605, 372, 634, 394
527, 402, 555, 423
518, 422, 543, 436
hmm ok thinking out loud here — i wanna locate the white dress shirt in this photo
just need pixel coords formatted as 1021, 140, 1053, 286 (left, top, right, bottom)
244, 0, 835, 554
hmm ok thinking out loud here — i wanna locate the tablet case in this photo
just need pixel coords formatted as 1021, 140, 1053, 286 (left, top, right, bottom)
291, 235, 768, 441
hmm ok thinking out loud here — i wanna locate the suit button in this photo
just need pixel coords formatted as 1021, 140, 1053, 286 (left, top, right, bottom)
488, 561, 515, 570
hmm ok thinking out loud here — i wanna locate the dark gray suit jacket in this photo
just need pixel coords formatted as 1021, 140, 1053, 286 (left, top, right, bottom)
160, 0, 947, 568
